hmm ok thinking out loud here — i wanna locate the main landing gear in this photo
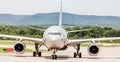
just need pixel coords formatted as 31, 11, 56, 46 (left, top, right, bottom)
33, 43, 42, 57
73, 44, 82, 58
51, 49, 57, 59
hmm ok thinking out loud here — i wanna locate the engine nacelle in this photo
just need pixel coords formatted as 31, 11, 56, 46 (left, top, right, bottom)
14, 42, 26, 54
88, 44, 100, 56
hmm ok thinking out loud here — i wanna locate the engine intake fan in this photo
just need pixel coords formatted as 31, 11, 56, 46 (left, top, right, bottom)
88, 44, 99, 56
14, 42, 26, 54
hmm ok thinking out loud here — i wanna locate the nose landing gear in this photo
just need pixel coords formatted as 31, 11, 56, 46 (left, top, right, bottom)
51, 49, 57, 59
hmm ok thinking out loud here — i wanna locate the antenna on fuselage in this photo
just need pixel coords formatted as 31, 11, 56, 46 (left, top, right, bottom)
59, 0, 62, 27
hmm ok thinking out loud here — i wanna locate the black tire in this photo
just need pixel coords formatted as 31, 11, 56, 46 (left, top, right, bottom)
74, 52, 77, 58
51, 55, 54, 59
79, 53, 82, 58
33, 51, 36, 57
38, 52, 41, 57
54, 55, 57, 59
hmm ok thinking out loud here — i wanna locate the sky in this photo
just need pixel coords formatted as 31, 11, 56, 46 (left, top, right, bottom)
0, 0, 120, 16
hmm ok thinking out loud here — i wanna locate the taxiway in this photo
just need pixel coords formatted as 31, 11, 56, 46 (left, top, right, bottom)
0, 46, 120, 62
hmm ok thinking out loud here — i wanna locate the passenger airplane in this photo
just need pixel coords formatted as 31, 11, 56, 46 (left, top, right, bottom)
0, 0, 120, 59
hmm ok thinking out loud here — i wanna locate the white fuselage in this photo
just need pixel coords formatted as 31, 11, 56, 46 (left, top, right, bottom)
43, 26, 67, 49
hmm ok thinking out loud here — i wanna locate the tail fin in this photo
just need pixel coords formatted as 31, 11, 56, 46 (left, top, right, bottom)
59, 0, 62, 27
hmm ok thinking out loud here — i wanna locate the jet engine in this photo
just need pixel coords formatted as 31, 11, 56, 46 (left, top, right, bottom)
14, 42, 26, 54
88, 44, 99, 56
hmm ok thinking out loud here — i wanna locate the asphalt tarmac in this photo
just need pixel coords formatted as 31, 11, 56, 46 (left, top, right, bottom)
0, 47, 120, 62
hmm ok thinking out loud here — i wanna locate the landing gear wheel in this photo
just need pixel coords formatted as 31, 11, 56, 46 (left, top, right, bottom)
74, 52, 77, 58
54, 55, 57, 59
33, 51, 36, 57
51, 55, 54, 59
79, 52, 82, 58
51, 55, 57, 59
38, 52, 41, 57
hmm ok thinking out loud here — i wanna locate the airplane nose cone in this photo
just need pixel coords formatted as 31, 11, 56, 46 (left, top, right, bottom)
49, 35, 61, 41
51, 37, 59, 41
44, 36, 64, 49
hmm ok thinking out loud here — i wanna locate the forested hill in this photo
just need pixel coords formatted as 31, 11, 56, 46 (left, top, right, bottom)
0, 12, 120, 28
0, 26, 120, 43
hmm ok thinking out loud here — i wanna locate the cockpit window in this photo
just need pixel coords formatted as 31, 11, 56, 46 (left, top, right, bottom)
48, 32, 61, 35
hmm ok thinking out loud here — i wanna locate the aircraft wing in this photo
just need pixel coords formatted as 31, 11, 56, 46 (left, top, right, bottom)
0, 34, 44, 44
67, 29, 91, 33
68, 37, 120, 45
